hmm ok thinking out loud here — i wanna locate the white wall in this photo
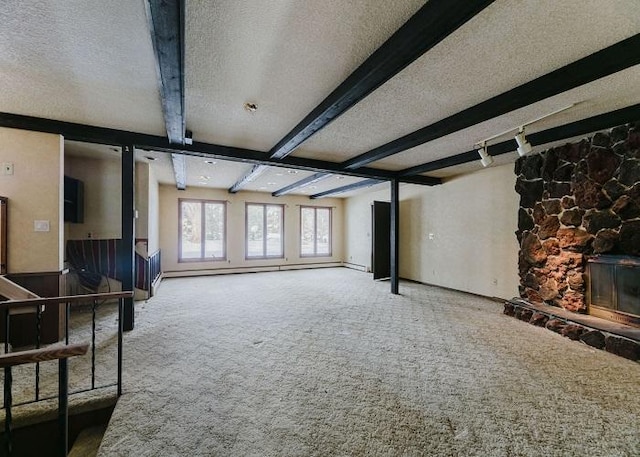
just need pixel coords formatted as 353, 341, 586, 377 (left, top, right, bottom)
0, 127, 63, 273
159, 185, 344, 275
344, 164, 520, 299
65, 154, 121, 240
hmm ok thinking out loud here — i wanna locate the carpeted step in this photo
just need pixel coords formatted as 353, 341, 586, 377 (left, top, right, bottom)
69, 425, 107, 457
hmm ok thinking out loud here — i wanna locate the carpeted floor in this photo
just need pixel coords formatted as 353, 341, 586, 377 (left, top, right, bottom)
88, 268, 640, 456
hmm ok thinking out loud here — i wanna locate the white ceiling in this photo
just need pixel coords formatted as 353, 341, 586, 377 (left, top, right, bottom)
3, 0, 640, 198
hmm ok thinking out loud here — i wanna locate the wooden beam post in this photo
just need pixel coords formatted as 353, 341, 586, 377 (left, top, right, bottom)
121, 145, 135, 331
390, 179, 400, 295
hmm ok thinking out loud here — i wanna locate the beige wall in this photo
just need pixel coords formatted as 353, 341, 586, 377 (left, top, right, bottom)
0, 127, 63, 273
135, 162, 149, 244
343, 183, 389, 269
65, 154, 121, 240
147, 166, 160, 255
159, 185, 344, 275
134, 161, 160, 256
344, 164, 520, 299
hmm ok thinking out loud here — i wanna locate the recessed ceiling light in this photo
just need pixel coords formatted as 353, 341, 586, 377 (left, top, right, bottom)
198, 181, 208, 185
244, 102, 258, 112
199, 175, 211, 180
267, 182, 276, 186
144, 156, 156, 161
287, 170, 299, 174
204, 160, 217, 164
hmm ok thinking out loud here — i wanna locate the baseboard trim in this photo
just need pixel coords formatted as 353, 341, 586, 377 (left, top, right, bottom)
163, 262, 344, 278
399, 277, 509, 302
343, 262, 368, 272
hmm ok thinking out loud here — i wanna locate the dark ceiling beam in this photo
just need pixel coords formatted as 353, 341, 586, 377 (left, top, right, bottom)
145, 0, 186, 145
397, 175, 442, 186
228, 164, 267, 193
272, 172, 329, 197
269, 0, 496, 161
342, 33, 640, 170
171, 153, 187, 190
230, 0, 494, 192
310, 179, 384, 199
399, 103, 640, 175
0, 112, 442, 186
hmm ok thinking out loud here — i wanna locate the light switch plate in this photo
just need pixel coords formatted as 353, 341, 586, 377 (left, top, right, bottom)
34, 220, 50, 232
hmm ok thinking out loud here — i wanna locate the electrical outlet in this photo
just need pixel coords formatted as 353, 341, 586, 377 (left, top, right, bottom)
2, 163, 14, 175
34, 220, 50, 232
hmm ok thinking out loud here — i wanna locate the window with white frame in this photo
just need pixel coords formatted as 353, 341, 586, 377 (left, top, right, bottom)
300, 206, 332, 257
246, 203, 284, 259
179, 199, 226, 261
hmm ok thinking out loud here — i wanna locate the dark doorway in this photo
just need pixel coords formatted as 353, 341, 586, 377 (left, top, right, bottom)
372, 201, 390, 280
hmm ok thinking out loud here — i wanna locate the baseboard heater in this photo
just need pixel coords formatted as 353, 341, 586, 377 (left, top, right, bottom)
163, 262, 343, 278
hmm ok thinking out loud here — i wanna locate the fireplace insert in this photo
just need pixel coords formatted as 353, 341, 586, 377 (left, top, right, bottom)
588, 256, 640, 327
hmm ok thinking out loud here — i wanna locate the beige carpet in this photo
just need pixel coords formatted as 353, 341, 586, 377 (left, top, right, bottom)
89, 268, 640, 456
6, 268, 638, 455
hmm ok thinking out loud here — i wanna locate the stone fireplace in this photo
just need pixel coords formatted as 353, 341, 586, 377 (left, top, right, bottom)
515, 122, 640, 326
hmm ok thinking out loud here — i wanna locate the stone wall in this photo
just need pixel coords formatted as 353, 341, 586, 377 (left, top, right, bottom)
515, 122, 640, 312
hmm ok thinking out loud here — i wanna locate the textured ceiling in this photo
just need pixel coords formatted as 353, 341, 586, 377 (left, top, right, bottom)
185, 0, 425, 151
0, 0, 165, 135
296, 0, 640, 167
3, 0, 640, 195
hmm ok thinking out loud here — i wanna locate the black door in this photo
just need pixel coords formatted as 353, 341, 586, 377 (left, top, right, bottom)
372, 201, 390, 280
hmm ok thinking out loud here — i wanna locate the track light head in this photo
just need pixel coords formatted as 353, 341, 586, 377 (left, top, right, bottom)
515, 129, 532, 157
477, 144, 493, 167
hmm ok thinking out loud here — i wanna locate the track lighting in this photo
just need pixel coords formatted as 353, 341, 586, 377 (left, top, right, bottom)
515, 128, 532, 157
477, 143, 493, 167
475, 104, 578, 162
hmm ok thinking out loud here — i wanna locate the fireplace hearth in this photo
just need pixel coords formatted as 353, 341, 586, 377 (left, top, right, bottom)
588, 256, 640, 327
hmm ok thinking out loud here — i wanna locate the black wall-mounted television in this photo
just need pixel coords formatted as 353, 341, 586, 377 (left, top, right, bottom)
64, 176, 84, 223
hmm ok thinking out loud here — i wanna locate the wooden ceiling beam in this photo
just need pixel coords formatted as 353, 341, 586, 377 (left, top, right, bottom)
268, 0, 496, 161
0, 111, 441, 185
171, 153, 187, 190
146, 0, 186, 190
228, 164, 267, 194
272, 173, 329, 197
342, 33, 640, 170
310, 179, 384, 199
399, 103, 640, 175
231, 0, 494, 193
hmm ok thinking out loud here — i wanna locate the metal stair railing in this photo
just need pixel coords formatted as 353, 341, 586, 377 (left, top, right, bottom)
0, 342, 89, 457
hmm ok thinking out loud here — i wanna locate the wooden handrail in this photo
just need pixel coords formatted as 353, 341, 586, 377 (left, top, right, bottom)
0, 291, 133, 310
0, 342, 88, 368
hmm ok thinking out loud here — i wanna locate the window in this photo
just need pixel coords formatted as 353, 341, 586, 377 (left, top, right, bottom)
246, 203, 284, 259
300, 206, 332, 257
179, 199, 226, 261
